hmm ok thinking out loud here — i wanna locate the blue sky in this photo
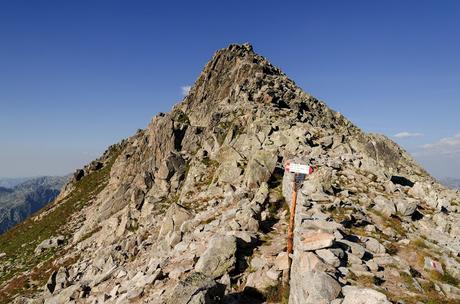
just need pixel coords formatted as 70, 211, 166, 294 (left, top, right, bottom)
0, 0, 459, 179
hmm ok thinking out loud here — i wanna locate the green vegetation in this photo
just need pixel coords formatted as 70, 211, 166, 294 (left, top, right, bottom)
199, 156, 220, 186
430, 269, 459, 286
385, 243, 399, 255
348, 271, 382, 287
412, 238, 429, 249
201, 156, 219, 168
264, 281, 290, 304
0, 147, 122, 303
266, 184, 286, 218
173, 110, 190, 124
370, 209, 407, 237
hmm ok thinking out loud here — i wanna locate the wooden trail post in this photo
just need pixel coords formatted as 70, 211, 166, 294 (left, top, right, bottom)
287, 173, 298, 258
284, 162, 314, 276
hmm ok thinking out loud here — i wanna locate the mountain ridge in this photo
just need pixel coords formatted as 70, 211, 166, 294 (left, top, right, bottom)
441, 177, 460, 190
1, 44, 459, 304
0, 175, 69, 234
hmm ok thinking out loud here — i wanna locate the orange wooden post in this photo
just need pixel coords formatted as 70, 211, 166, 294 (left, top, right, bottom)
287, 173, 298, 267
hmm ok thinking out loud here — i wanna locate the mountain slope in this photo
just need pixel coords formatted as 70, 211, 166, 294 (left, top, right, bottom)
0, 176, 69, 234
1, 44, 460, 304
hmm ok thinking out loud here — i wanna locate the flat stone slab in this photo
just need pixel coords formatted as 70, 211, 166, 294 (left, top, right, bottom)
342, 286, 391, 304
298, 231, 335, 251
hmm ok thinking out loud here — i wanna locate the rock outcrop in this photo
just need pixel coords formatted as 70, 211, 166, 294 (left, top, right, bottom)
1, 43, 460, 304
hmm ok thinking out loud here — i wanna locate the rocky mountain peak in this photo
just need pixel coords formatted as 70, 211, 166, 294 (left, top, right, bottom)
181, 43, 352, 131
2, 44, 460, 304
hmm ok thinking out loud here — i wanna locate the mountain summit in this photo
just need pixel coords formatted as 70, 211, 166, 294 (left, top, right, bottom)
1, 44, 460, 304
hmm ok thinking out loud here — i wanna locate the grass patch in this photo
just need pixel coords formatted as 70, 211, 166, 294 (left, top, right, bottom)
348, 271, 382, 287
430, 270, 459, 286
264, 281, 289, 304
385, 243, 399, 255
370, 209, 407, 237
412, 238, 429, 249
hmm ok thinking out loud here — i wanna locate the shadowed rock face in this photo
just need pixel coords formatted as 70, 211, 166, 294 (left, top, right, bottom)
3, 44, 460, 304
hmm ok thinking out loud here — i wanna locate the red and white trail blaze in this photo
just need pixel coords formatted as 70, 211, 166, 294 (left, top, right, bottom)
284, 162, 314, 175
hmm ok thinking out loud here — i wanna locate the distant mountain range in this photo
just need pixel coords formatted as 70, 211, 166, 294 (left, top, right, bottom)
440, 177, 460, 189
0, 177, 33, 188
0, 176, 69, 234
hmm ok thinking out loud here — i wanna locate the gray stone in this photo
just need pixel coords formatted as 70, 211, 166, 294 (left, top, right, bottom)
316, 249, 341, 267
289, 271, 341, 304
245, 269, 278, 290
440, 283, 460, 300
342, 286, 391, 304
166, 272, 225, 304
337, 239, 366, 259
301, 219, 343, 233
195, 235, 237, 278
298, 231, 335, 251
35, 235, 65, 255
46, 267, 70, 294
363, 237, 386, 255
274, 252, 290, 271
157, 153, 186, 180
216, 160, 243, 184
395, 199, 418, 216
372, 196, 396, 217
250, 256, 267, 270
159, 203, 192, 237
43, 285, 79, 304
245, 150, 277, 188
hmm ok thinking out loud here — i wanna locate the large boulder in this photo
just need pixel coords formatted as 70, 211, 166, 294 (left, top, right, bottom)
245, 150, 277, 188
395, 199, 418, 216
216, 160, 243, 184
157, 152, 186, 180
195, 235, 237, 278
159, 203, 192, 237
289, 251, 340, 304
46, 267, 70, 294
167, 272, 225, 304
289, 271, 341, 304
372, 196, 396, 217
342, 286, 391, 304
159, 203, 192, 248
409, 181, 442, 210
35, 235, 65, 255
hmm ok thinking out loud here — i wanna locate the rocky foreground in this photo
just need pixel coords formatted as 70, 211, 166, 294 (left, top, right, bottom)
1, 44, 460, 304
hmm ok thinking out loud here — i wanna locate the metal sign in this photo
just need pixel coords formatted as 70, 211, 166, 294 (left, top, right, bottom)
284, 162, 313, 175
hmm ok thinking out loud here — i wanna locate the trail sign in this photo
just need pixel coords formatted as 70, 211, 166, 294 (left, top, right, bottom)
285, 161, 315, 279
284, 162, 313, 175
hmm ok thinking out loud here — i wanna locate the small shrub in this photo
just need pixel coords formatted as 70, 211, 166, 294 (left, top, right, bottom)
386, 243, 399, 255
430, 270, 459, 286
412, 238, 429, 249
264, 281, 290, 304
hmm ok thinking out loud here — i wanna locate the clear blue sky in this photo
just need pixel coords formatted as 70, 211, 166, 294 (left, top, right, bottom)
0, 0, 459, 179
